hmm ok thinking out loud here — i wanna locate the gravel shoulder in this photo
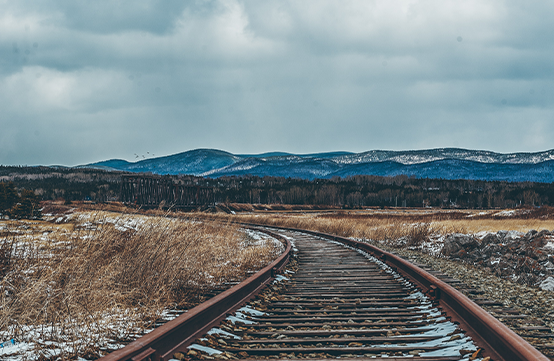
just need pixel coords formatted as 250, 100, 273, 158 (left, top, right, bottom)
371, 241, 554, 359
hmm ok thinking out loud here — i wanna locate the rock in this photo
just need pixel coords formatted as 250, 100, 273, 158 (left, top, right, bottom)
494, 260, 514, 278
348, 342, 363, 347
504, 230, 524, 242
481, 244, 502, 258
536, 250, 548, 262
524, 229, 538, 240
531, 229, 550, 239
458, 235, 479, 250
442, 239, 461, 256
223, 351, 236, 359
529, 235, 548, 249
468, 249, 484, 261
174, 352, 186, 360
522, 245, 545, 260
539, 277, 554, 291
480, 233, 499, 247
516, 256, 541, 275
442, 234, 479, 256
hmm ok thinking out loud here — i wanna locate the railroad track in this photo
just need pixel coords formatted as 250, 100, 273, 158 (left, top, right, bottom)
101, 226, 550, 361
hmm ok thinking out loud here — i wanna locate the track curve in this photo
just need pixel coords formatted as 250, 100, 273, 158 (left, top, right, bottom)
100, 225, 550, 361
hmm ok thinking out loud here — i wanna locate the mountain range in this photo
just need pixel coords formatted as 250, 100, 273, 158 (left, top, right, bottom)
85, 148, 554, 183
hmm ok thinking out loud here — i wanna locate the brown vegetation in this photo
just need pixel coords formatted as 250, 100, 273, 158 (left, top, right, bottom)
202, 212, 456, 243
0, 210, 282, 359
200, 207, 554, 244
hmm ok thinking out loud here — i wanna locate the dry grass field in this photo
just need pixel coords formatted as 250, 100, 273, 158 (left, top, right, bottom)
0, 207, 283, 360
3, 202, 551, 360
205, 206, 554, 242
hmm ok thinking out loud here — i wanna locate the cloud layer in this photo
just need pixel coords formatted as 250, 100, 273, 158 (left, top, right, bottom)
1, 0, 553, 165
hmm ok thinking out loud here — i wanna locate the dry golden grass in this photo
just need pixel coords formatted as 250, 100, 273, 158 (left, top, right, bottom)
0, 210, 281, 359
201, 212, 455, 243
200, 207, 554, 243
428, 218, 554, 234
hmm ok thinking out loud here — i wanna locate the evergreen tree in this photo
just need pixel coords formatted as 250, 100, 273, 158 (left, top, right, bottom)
9, 189, 42, 219
0, 182, 18, 213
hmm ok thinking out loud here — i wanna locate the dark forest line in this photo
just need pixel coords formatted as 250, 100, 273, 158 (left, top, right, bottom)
1, 166, 554, 209
209, 175, 552, 208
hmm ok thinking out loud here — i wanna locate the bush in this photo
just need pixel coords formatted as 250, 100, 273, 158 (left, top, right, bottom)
406, 223, 432, 247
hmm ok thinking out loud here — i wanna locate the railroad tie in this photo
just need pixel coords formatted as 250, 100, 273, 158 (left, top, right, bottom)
186, 230, 481, 361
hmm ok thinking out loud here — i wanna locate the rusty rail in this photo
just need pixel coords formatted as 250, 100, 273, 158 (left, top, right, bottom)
253, 224, 549, 361
99, 229, 291, 361
100, 223, 549, 361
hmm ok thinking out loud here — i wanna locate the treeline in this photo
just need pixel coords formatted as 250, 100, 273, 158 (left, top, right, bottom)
207, 175, 554, 208
3, 165, 554, 209
0, 166, 122, 202
0, 182, 41, 219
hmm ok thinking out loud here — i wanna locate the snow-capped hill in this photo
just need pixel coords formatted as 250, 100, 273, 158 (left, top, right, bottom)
237, 151, 354, 159
502, 151, 554, 164
202, 157, 264, 176
202, 156, 342, 179
83, 148, 554, 182
87, 149, 240, 175
333, 148, 554, 165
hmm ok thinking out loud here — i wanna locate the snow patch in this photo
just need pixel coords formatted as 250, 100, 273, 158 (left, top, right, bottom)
539, 277, 554, 291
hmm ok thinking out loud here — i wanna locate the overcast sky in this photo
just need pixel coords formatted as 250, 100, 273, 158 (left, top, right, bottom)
1, 0, 553, 166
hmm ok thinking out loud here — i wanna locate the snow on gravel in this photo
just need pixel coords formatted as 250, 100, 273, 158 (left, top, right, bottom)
242, 228, 284, 252
0, 307, 165, 361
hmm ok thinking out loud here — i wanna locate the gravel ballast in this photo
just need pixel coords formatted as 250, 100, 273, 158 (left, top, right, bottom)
368, 239, 554, 359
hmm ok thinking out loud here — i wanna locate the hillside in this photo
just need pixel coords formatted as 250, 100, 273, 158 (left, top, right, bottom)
84, 148, 554, 183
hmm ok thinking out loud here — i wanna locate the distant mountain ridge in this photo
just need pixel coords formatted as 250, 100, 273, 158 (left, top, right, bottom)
85, 148, 554, 183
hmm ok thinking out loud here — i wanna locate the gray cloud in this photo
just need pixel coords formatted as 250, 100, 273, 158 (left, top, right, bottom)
0, 0, 553, 166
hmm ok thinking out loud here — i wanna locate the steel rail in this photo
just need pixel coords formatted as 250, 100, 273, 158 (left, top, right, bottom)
100, 222, 549, 361
251, 224, 549, 361
99, 228, 292, 361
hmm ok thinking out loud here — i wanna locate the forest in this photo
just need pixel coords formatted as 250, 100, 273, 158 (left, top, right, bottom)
209, 174, 553, 209
1, 165, 554, 209
0, 166, 122, 203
